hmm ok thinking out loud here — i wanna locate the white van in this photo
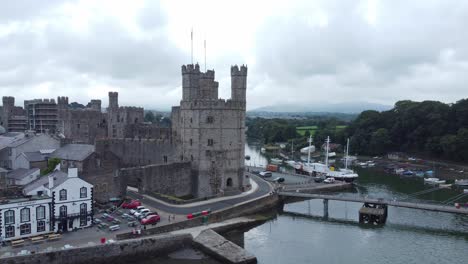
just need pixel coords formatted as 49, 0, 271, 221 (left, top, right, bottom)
109, 225, 120, 231
259, 171, 273, 178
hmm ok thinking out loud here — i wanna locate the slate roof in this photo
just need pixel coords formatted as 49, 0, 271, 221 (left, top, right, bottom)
22, 151, 47, 162
50, 144, 95, 161
7, 168, 39, 181
23, 170, 68, 194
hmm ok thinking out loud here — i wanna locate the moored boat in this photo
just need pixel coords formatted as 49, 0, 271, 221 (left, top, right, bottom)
424, 177, 446, 184
454, 179, 468, 187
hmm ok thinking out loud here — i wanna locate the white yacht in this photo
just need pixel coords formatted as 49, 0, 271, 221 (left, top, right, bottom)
294, 136, 359, 182
424, 178, 446, 184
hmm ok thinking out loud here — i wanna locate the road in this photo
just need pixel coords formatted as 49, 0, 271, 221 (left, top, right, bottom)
128, 174, 273, 215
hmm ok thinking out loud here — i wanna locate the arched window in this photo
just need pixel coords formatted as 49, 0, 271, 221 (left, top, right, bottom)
59, 189, 67, 201
4, 210, 14, 225
226, 178, 233, 187
36, 206, 45, 220
20, 208, 30, 223
59, 205, 67, 217
80, 187, 87, 198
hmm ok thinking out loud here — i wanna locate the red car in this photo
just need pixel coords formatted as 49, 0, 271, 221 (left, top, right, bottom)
140, 214, 161, 225
121, 200, 142, 209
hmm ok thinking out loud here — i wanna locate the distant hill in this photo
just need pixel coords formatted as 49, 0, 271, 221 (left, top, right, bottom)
252, 102, 392, 113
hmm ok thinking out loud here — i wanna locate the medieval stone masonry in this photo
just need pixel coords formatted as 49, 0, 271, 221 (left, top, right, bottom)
0, 63, 247, 199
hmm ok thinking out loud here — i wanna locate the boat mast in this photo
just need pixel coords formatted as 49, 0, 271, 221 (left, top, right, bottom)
291, 139, 294, 159
345, 138, 349, 169
307, 135, 312, 165
325, 136, 330, 167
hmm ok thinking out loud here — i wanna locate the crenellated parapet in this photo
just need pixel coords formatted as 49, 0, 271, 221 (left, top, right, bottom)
230, 65, 248, 76
181, 64, 201, 74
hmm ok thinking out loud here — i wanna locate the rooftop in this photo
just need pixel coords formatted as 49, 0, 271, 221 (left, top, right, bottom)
7, 168, 39, 181
50, 144, 95, 161
23, 170, 68, 194
22, 151, 48, 162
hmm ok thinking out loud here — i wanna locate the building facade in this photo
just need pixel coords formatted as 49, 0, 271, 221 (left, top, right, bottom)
0, 196, 52, 242
23, 168, 94, 233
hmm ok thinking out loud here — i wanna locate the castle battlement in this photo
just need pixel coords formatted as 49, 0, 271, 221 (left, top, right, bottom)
231, 65, 248, 76
200, 70, 215, 79
182, 64, 201, 74
25, 98, 56, 104
2, 96, 15, 105
180, 98, 245, 110
57, 96, 69, 106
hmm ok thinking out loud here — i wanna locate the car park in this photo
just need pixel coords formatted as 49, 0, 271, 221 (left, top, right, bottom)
121, 200, 142, 209
134, 208, 150, 219
140, 214, 161, 225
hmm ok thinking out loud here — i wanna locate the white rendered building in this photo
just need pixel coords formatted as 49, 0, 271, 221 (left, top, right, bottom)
23, 168, 94, 232
0, 195, 52, 242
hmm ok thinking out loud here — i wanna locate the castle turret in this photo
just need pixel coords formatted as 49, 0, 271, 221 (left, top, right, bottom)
181, 64, 201, 101
109, 92, 119, 109
2, 96, 15, 130
89, 100, 102, 111
199, 70, 219, 100
231, 65, 247, 102
57, 96, 69, 109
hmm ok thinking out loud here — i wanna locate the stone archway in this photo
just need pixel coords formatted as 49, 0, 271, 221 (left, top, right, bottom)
226, 178, 233, 187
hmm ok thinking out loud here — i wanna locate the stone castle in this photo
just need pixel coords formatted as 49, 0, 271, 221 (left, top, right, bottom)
0, 64, 247, 199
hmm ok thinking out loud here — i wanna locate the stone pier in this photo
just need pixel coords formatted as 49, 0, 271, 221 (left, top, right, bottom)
193, 229, 256, 264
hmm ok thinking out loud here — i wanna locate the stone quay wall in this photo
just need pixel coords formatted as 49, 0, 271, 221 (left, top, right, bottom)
0, 233, 192, 264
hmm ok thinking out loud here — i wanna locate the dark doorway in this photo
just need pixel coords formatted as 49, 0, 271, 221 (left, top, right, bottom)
226, 178, 233, 187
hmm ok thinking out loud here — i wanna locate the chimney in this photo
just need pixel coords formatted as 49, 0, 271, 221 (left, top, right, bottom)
48, 175, 54, 189
68, 168, 78, 178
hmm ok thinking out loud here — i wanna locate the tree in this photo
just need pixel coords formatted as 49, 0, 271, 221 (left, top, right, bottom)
41, 158, 61, 175
144, 111, 155, 123
369, 128, 391, 155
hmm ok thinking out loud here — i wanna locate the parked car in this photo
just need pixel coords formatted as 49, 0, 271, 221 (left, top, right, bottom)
259, 171, 273, 178
314, 177, 324, 183
140, 214, 161, 225
272, 177, 285, 183
134, 209, 151, 219
324, 177, 335, 184
109, 225, 120, 231
121, 200, 142, 209
130, 206, 146, 215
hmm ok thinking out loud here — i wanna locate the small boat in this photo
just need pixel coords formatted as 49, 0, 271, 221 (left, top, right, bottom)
358, 162, 368, 168
245, 155, 251, 160
285, 160, 297, 167
454, 179, 468, 187
395, 168, 404, 175
270, 158, 282, 165
415, 171, 425, 177
402, 170, 414, 176
439, 184, 452, 189
425, 170, 434, 176
424, 178, 446, 184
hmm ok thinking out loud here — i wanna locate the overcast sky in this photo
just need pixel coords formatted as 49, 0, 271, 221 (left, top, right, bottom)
0, 0, 467, 110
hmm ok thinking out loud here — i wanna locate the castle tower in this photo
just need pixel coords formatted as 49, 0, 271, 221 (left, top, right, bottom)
1, 96, 15, 130
57, 96, 69, 109
89, 100, 102, 111
231, 65, 247, 102
181, 64, 201, 101
108, 92, 119, 109
174, 64, 247, 198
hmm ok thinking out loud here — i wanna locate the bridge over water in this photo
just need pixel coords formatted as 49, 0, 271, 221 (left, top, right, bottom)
278, 191, 468, 224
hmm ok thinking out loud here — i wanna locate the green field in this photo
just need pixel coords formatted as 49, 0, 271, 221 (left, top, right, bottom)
296, 125, 347, 136
296, 126, 318, 136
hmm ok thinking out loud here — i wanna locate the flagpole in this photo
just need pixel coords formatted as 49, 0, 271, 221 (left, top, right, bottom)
204, 39, 206, 72
191, 28, 193, 65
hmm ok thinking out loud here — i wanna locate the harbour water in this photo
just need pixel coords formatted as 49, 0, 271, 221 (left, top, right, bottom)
243, 143, 468, 264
